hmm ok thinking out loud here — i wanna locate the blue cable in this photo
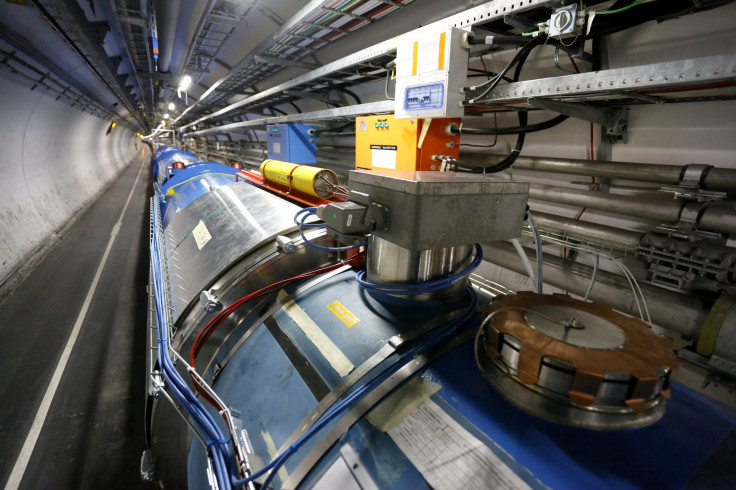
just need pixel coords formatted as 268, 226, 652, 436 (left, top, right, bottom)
296, 209, 366, 252
294, 207, 324, 228
355, 244, 483, 295
151, 198, 234, 489
235, 287, 478, 489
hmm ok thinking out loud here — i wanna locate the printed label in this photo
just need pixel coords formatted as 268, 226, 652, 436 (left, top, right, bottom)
370, 144, 397, 169
388, 399, 532, 490
326, 300, 360, 328
192, 220, 212, 250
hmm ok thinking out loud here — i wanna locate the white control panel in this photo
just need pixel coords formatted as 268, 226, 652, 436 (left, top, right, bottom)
395, 27, 469, 119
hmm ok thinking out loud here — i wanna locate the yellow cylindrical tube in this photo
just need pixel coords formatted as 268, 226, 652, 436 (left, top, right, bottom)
260, 159, 340, 198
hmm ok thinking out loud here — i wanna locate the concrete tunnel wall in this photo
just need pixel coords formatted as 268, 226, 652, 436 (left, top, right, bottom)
0, 73, 140, 290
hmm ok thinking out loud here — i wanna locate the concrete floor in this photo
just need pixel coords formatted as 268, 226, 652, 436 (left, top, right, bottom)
0, 151, 152, 489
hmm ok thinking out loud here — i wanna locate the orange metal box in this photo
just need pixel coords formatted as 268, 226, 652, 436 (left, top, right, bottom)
355, 115, 460, 172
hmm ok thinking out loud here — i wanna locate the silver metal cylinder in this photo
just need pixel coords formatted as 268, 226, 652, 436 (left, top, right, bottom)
367, 235, 472, 298
531, 211, 644, 251
482, 241, 709, 338
699, 204, 736, 234
511, 156, 684, 185
529, 184, 683, 222
459, 154, 736, 193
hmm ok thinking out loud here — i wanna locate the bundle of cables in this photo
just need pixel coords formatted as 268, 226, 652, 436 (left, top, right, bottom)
150, 198, 234, 489
233, 285, 479, 489
295, 207, 366, 252
455, 36, 548, 174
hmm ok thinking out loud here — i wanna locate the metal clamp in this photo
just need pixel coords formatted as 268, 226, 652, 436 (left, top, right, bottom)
276, 235, 296, 254
678, 202, 708, 228
200, 290, 222, 313
681, 164, 712, 189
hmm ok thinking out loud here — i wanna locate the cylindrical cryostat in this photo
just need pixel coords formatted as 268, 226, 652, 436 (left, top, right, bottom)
260, 159, 340, 198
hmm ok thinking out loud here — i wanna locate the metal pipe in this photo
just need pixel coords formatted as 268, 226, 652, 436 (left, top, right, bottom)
699, 203, 736, 233
530, 184, 682, 222
458, 154, 736, 193
530, 184, 736, 234
511, 156, 683, 185
531, 211, 643, 250
482, 241, 709, 338
154, 0, 182, 73
705, 168, 736, 193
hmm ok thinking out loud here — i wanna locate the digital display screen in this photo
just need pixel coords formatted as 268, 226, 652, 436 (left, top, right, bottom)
404, 83, 444, 111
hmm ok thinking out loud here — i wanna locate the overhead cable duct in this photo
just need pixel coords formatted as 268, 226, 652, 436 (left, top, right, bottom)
482, 241, 709, 339
529, 184, 736, 234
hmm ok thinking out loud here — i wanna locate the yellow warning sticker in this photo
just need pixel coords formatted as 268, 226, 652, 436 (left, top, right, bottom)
327, 300, 360, 328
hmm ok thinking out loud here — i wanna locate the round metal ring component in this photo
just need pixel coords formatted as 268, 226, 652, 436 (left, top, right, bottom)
477, 292, 680, 430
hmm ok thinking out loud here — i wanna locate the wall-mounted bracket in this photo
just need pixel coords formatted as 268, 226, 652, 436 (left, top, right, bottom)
528, 97, 627, 143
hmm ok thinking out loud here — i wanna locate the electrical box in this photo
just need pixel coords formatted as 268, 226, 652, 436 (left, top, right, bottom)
395, 27, 469, 119
266, 123, 317, 164
355, 115, 460, 172
548, 4, 580, 38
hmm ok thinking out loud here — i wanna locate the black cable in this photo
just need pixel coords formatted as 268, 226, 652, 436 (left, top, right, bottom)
467, 34, 527, 46
269, 106, 288, 116
466, 36, 545, 103
460, 114, 569, 135
458, 34, 544, 174
336, 86, 362, 105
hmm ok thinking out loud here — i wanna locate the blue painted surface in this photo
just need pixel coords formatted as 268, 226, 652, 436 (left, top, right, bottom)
153, 146, 199, 184
424, 342, 736, 490
266, 124, 317, 164
271, 271, 469, 388
186, 268, 736, 489
190, 325, 321, 489
159, 163, 239, 226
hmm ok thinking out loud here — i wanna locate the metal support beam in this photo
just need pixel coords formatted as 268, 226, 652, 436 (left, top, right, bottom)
254, 54, 319, 70
178, 0, 562, 128
528, 97, 627, 142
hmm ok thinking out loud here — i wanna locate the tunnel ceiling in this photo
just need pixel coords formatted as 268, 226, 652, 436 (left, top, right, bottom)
1, 0, 467, 132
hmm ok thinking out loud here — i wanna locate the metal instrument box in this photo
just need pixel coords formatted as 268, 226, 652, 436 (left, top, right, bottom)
355, 115, 460, 172
266, 123, 317, 164
395, 27, 468, 118
349, 170, 529, 250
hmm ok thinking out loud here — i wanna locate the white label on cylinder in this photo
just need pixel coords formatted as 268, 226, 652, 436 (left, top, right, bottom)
388, 399, 533, 490
192, 220, 212, 250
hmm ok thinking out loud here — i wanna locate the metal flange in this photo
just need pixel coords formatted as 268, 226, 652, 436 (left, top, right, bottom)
476, 292, 680, 430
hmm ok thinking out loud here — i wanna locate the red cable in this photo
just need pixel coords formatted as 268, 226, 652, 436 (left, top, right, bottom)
190, 255, 363, 368
188, 254, 364, 404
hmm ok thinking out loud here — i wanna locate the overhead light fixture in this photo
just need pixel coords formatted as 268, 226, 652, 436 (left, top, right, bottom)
168, 102, 175, 111
164, 113, 170, 119
178, 75, 192, 92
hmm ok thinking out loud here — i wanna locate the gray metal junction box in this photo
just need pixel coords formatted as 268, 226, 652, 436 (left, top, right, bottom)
348, 170, 529, 251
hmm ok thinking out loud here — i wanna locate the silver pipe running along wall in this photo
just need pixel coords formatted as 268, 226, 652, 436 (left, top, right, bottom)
528, 183, 736, 234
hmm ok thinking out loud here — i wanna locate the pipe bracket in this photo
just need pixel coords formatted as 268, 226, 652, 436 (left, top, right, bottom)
527, 98, 627, 143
